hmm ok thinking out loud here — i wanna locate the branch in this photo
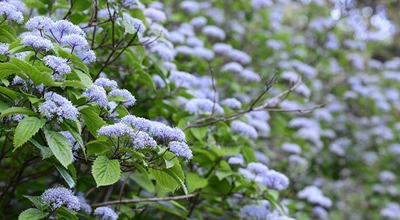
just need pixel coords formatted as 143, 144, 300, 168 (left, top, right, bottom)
91, 193, 198, 207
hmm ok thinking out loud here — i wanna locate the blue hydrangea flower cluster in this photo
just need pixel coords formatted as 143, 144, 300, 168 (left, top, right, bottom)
168, 141, 193, 159
41, 186, 80, 211
0, 1, 24, 24
94, 206, 118, 220
240, 162, 289, 191
82, 85, 108, 107
98, 123, 135, 139
43, 55, 71, 81
23, 16, 96, 64
230, 120, 258, 139
108, 89, 136, 107
39, 92, 79, 122
116, 115, 192, 159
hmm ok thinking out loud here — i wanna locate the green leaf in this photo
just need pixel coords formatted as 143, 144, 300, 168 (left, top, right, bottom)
0, 86, 22, 100
136, 69, 156, 91
86, 139, 111, 156
18, 208, 48, 220
0, 23, 17, 43
62, 120, 86, 158
0, 63, 20, 79
0, 107, 37, 119
131, 172, 155, 193
186, 172, 208, 193
44, 129, 73, 168
80, 106, 107, 136
74, 69, 92, 88
24, 0, 46, 8
14, 117, 46, 149
92, 155, 121, 187
150, 161, 187, 194
190, 127, 208, 141
29, 139, 53, 159
241, 147, 257, 163
10, 57, 42, 85
53, 161, 75, 188
22, 195, 46, 210
150, 169, 180, 192
56, 207, 78, 220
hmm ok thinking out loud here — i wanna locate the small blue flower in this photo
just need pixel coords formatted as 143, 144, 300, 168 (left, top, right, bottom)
94, 77, 118, 90
39, 92, 78, 122
83, 85, 108, 107
0, 2, 24, 23
26, 16, 55, 31
43, 55, 71, 80
21, 35, 54, 51
94, 206, 118, 220
76, 49, 96, 64
61, 34, 89, 49
98, 123, 135, 139
41, 186, 80, 211
133, 131, 157, 149
108, 89, 136, 107
168, 141, 193, 159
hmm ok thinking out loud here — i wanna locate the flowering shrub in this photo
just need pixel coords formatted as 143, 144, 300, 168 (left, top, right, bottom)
1, 0, 400, 219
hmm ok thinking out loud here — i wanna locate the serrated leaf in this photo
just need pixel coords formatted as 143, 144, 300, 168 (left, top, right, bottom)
241, 147, 257, 163
53, 161, 75, 188
186, 172, 208, 193
136, 69, 156, 91
131, 172, 155, 193
18, 208, 48, 220
92, 155, 121, 187
44, 129, 73, 168
0, 86, 22, 100
56, 207, 78, 220
150, 169, 180, 192
14, 117, 46, 149
22, 195, 45, 210
0, 107, 37, 119
0, 23, 17, 43
10, 57, 42, 85
86, 139, 111, 156
80, 106, 107, 136
29, 139, 53, 159
0, 63, 20, 79
190, 127, 208, 141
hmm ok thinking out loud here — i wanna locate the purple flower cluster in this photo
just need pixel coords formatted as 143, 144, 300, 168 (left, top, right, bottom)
108, 89, 136, 107
168, 141, 193, 159
43, 55, 71, 81
24, 16, 96, 65
0, 2, 24, 23
21, 35, 54, 51
230, 121, 258, 139
82, 85, 108, 107
39, 92, 79, 122
240, 162, 289, 191
41, 186, 80, 211
94, 206, 118, 220
119, 115, 191, 159
94, 77, 118, 90
98, 123, 135, 139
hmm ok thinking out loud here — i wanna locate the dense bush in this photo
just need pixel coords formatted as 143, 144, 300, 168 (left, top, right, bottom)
0, 0, 399, 219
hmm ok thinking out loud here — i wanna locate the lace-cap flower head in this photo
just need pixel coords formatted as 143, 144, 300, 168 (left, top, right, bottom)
94, 206, 118, 220
41, 186, 80, 211
39, 92, 78, 122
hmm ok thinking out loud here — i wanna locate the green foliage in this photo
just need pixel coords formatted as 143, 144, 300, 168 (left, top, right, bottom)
92, 155, 121, 187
